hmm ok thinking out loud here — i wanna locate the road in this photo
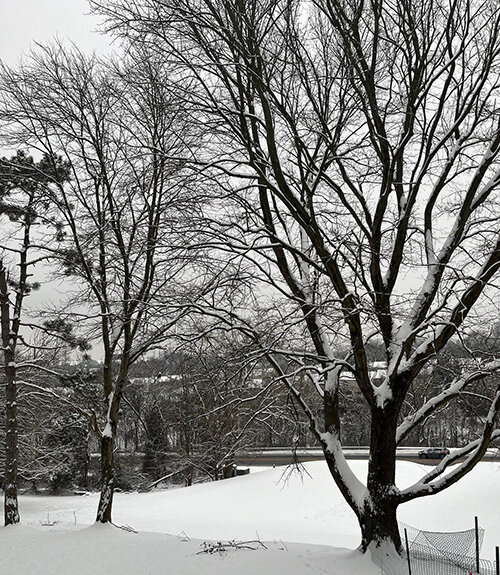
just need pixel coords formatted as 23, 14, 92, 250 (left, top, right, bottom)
235, 446, 500, 467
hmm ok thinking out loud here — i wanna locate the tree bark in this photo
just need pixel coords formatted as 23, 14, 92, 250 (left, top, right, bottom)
0, 263, 20, 526
96, 433, 114, 523
3, 353, 20, 526
96, 374, 126, 523
361, 406, 402, 554
359, 498, 401, 554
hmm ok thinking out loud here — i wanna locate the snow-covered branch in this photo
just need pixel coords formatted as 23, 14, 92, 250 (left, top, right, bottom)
397, 360, 500, 444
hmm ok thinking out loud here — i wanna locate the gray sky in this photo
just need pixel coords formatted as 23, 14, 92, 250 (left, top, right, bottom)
0, 1, 114, 359
0, 0, 112, 64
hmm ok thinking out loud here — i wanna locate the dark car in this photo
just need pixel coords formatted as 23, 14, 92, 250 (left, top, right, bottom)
418, 447, 450, 459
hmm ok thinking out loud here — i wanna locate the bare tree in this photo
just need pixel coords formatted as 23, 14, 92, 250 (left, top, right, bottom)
0, 45, 206, 523
140, 334, 277, 485
91, 0, 500, 561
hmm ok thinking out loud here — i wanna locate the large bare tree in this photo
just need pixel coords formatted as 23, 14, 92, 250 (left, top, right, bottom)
91, 0, 500, 561
0, 45, 205, 523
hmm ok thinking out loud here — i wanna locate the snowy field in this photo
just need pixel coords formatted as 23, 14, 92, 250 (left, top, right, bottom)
2, 460, 500, 574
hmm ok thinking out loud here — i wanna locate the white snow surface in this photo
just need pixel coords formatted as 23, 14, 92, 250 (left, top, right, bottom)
2, 460, 500, 574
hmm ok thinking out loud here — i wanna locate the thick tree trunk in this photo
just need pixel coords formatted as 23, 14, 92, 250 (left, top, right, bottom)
96, 433, 114, 523
361, 405, 402, 554
321, 371, 403, 556
359, 498, 401, 554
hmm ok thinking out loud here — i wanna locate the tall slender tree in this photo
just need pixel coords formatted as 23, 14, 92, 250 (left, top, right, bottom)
0, 151, 69, 524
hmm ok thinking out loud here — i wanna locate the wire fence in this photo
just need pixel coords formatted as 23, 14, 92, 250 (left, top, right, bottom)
379, 521, 499, 575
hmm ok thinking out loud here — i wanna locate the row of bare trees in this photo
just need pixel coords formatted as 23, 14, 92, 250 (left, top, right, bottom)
90, 0, 500, 562
0, 45, 212, 523
0, 43, 292, 526
1, 0, 500, 567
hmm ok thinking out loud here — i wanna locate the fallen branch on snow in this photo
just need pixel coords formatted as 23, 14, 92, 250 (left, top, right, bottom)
197, 539, 268, 555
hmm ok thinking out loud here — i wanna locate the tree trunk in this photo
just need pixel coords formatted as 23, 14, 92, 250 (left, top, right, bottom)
359, 497, 401, 554
4, 353, 20, 526
361, 406, 402, 555
96, 433, 114, 523
96, 374, 126, 523
0, 264, 20, 526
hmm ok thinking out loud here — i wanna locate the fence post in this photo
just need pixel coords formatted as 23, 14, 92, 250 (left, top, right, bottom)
495, 546, 499, 575
475, 516, 480, 574
404, 528, 412, 575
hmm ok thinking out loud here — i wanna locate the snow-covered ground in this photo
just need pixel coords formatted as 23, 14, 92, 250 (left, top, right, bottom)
2, 460, 500, 574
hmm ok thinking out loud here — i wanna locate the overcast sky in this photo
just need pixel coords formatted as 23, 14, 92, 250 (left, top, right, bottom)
0, 1, 114, 359
0, 0, 112, 64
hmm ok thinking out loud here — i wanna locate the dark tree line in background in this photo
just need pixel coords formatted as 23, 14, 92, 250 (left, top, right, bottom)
0, 0, 499, 567
1, 325, 497, 496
